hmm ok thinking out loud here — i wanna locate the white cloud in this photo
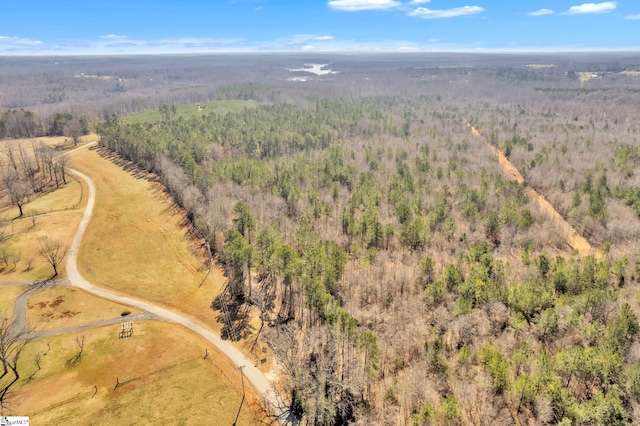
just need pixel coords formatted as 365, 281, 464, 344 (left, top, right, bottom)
409, 5, 484, 19
284, 34, 325, 45
563, 2, 616, 15
0, 36, 45, 52
0, 36, 44, 45
626, 14, 640, 20
328, 0, 401, 12
3, 31, 638, 56
528, 9, 555, 16
409, 0, 431, 4
99, 34, 127, 39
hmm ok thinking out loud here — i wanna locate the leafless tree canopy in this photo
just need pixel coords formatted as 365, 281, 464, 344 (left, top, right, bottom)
0, 316, 31, 415
37, 237, 67, 278
3, 53, 640, 424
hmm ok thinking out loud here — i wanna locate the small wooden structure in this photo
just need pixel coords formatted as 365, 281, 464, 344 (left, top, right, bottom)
119, 321, 134, 339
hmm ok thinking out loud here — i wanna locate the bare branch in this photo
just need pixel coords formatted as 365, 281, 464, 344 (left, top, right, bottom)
37, 237, 67, 278
0, 315, 31, 415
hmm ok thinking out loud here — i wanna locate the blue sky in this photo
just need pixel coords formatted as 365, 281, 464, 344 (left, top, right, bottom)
1, 1, 639, 54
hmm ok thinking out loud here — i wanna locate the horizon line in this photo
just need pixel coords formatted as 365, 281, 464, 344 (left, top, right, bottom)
2, 48, 640, 57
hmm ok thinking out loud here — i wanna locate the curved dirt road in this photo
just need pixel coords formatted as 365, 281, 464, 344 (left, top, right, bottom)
4, 278, 162, 339
65, 165, 285, 421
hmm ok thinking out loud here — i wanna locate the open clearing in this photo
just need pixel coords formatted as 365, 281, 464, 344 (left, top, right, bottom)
70, 147, 227, 330
68, 148, 272, 372
1, 134, 99, 151
13, 321, 262, 425
0, 137, 265, 424
121, 99, 258, 124
26, 286, 143, 331
0, 211, 83, 282
2, 175, 86, 220
0, 285, 26, 318
0, 152, 88, 281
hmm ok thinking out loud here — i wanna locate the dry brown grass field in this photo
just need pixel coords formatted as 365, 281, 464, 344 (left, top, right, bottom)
70, 146, 273, 373
0, 211, 82, 282
71, 148, 225, 323
1, 134, 99, 152
0, 142, 90, 281
2, 176, 86, 220
0, 138, 265, 424
0, 285, 26, 318
13, 321, 262, 425
26, 286, 143, 331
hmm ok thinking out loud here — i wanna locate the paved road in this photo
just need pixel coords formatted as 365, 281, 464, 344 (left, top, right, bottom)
65, 162, 290, 423
8, 278, 68, 337
31, 311, 163, 339
6, 277, 163, 339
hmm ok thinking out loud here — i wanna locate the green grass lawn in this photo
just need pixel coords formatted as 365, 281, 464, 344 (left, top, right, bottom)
120, 100, 258, 124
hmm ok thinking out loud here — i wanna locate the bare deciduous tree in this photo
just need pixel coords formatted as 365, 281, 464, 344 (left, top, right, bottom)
17, 142, 38, 193
0, 316, 31, 415
27, 352, 42, 381
55, 154, 68, 185
1, 167, 29, 217
67, 335, 85, 366
62, 119, 84, 147
24, 258, 34, 272
266, 325, 367, 425
0, 142, 19, 172
37, 237, 67, 277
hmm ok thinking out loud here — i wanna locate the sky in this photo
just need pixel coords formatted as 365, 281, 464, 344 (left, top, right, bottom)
0, 1, 639, 55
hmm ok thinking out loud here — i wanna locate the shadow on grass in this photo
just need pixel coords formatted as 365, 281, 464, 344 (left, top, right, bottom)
92, 146, 155, 181
211, 290, 254, 342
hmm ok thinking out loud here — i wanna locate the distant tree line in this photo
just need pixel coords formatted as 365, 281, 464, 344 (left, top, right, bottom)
0, 109, 88, 141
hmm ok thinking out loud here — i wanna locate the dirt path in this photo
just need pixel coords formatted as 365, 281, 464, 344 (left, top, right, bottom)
6, 278, 163, 339
65, 163, 288, 422
466, 121, 597, 257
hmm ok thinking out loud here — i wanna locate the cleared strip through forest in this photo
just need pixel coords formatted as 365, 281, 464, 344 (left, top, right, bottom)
465, 121, 597, 257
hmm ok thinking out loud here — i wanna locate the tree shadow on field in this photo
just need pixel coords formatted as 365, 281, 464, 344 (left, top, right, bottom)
94, 146, 155, 181
211, 291, 254, 341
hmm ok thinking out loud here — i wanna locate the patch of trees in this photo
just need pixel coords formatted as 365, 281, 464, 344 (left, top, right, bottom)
472, 100, 640, 250
97, 100, 395, 173
216, 200, 371, 421
48, 113, 89, 144
0, 139, 69, 217
0, 110, 43, 139
0, 109, 90, 142
419, 247, 640, 425
96, 93, 640, 424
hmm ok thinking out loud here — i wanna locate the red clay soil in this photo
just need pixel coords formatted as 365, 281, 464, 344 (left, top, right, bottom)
466, 121, 597, 257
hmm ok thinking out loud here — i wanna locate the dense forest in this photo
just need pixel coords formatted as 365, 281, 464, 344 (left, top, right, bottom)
4, 53, 640, 424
